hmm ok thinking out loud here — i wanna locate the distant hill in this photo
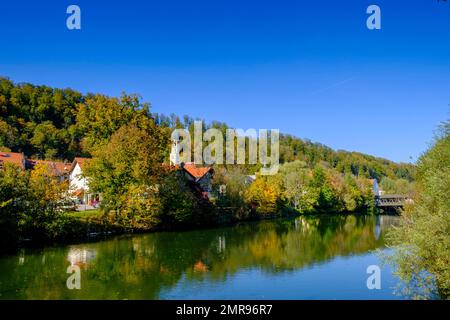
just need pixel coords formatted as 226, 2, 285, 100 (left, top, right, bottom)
0, 76, 415, 182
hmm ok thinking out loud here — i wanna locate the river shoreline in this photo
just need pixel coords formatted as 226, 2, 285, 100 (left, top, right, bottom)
11, 209, 294, 252
5, 208, 389, 255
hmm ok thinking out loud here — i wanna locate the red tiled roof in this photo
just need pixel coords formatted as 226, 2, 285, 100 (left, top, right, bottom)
0, 152, 25, 169
72, 157, 90, 171
53, 161, 71, 174
183, 163, 212, 180
28, 159, 71, 175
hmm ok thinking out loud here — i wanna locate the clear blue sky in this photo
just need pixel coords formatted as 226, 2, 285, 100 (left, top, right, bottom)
0, 0, 449, 163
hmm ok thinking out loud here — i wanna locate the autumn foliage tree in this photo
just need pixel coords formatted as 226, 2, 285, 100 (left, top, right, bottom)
85, 123, 168, 229
0, 162, 70, 250
245, 175, 285, 215
24, 163, 70, 240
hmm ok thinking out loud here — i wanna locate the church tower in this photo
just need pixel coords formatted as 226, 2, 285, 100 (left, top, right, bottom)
169, 140, 181, 166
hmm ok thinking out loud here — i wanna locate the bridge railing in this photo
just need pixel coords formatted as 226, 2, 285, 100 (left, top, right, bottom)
375, 194, 412, 207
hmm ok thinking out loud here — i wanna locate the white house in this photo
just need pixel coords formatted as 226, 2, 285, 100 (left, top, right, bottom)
69, 157, 93, 204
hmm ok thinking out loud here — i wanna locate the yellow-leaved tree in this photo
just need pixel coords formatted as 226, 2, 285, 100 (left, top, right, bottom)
25, 163, 69, 241
244, 175, 284, 215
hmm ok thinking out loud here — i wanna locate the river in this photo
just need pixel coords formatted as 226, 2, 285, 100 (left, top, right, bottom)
0, 214, 416, 299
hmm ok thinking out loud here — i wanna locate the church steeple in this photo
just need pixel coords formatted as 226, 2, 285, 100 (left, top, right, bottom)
170, 140, 181, 166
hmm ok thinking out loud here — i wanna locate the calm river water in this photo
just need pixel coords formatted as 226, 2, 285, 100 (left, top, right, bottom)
0, 214, 415, 299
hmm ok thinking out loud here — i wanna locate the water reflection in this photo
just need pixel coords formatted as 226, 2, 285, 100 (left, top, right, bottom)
0, 215, 400, 299
67, 248, 97, 267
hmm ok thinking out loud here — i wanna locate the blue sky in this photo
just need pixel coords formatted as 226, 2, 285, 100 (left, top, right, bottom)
0, 0, 449, 163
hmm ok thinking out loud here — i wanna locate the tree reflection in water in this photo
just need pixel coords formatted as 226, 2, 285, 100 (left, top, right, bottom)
0, 215, 398, 299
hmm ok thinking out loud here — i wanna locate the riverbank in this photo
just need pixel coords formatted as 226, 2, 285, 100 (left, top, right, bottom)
14, 208, 291, 250
8, 206, 385, 254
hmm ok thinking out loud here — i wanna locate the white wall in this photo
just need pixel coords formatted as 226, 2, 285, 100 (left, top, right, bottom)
69, 163, 89, 192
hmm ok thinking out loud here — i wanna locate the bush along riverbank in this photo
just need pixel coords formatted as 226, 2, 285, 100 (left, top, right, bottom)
9, 204, 374, 254
385, 121, 450, 300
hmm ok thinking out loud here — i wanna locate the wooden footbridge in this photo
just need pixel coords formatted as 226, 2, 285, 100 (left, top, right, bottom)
375, 194, 412, 209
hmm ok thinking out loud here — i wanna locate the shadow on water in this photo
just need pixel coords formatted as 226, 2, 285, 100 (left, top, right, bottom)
0, 214, 400, 299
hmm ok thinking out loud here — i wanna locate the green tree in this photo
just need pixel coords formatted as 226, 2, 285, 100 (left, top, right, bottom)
386, 121, 450, 299
156, 172, 207, 226
0, 119, 19, 149
29, 121, 60, 159
212, 165, 249, 211
0, 163, 28, 252
75, 93, 157, 153
280, 161, 317, 213
310, 165, 339, 212
85, 124, 168, 228
380, 176, 415, 196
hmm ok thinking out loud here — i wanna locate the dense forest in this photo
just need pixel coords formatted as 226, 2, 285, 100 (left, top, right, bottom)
0, 77, 415, 183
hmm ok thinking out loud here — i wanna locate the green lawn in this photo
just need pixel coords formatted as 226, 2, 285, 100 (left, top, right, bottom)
66, 209, 102, 221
